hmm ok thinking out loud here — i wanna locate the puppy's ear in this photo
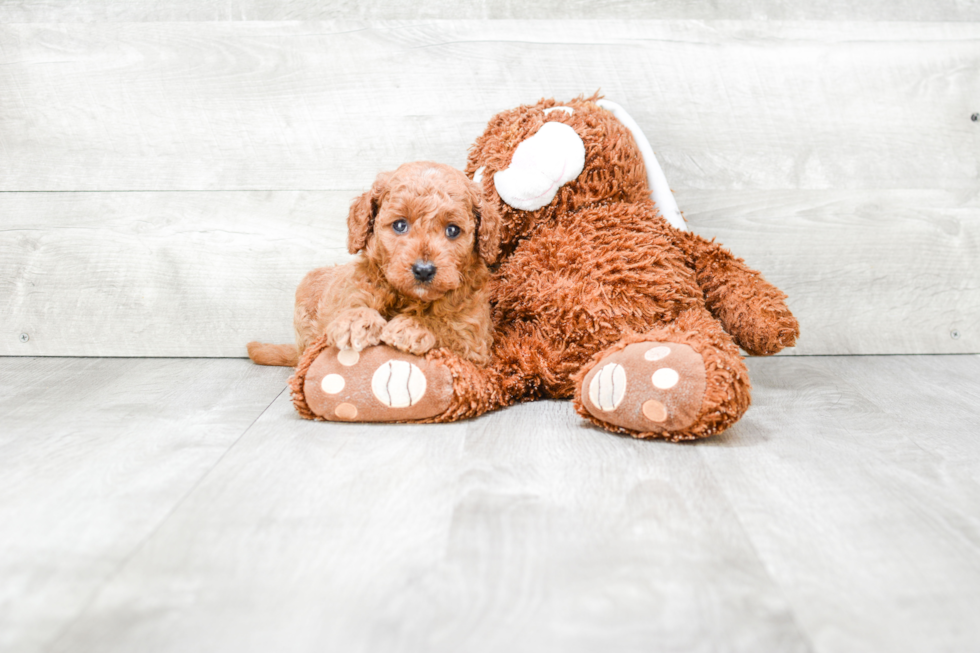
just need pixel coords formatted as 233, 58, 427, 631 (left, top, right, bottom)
469, 178, 502, 265
347, 172, 391, 254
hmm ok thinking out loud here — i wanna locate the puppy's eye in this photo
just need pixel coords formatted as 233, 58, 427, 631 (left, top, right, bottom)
392, 219, 409, 234
445, 224, 461, 239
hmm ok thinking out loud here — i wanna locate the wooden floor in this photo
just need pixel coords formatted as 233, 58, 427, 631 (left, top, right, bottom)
2, 354, 979, 653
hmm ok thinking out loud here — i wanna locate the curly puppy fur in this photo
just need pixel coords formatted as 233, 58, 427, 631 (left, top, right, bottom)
248, 161, 500, 367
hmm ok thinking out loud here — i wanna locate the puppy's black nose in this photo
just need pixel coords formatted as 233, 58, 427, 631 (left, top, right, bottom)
412, 261, 437, 283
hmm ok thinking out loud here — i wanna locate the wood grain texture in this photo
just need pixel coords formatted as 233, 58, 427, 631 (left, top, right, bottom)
0, 357, 290, 653
699, 354, 980, 652
44, 386, 809, 653
360, 401, 808, 652
0, 191, 352, 357
1, 21, 977, 192
2, 0, 979, 22
1, 20, 977, 357
680, 188, 980, 356
2, 189, 976, 357
3, 354, 979, 652
819, 355, 980, 483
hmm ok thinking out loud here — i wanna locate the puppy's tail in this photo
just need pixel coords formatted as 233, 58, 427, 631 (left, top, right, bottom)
247, 342, 299, 367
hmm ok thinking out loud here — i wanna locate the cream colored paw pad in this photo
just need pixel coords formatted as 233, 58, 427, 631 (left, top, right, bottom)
642, 399, 667, 423
336, 349, 360, 366
588, 363, 627, 411
321, 374, 345, 394
644, 345, 671, 361
334, 403, 358, 419
371, 360, 426, 408
651, 368, 679, 389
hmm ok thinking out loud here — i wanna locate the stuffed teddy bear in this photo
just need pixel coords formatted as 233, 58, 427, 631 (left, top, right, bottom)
292, 94, 799, 441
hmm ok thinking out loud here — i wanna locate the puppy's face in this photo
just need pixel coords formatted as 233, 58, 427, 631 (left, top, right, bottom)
347, 162, 500, 302
372, 172, 478, 302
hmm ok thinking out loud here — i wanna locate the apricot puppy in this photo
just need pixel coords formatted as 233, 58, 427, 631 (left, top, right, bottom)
248, 161, 501, 367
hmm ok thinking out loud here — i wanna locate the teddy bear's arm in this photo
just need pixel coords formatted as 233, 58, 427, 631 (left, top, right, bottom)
679, 232, 800, 356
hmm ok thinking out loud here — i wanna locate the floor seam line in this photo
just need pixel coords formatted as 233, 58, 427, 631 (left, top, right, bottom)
697, 445, 818, 653
41, 383, 288, 653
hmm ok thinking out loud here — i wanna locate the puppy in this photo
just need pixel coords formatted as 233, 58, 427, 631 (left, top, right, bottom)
248, 161, 500, 367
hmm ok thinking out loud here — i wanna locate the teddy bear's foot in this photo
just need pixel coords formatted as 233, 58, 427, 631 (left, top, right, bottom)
299, 345, 453, 422
579, 341, 707, 436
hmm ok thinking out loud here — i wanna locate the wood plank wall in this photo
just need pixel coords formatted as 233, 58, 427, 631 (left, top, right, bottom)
1, 6, 978, 357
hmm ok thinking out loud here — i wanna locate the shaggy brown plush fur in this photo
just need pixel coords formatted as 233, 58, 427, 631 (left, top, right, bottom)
289, 94, 799, 440
248, 161, 499, 367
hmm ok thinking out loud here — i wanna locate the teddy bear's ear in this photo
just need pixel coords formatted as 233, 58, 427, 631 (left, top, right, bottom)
347, 171, 391, 254
469, 178, 502, 265
492, 122, 585, 211
596, 99, 686, 231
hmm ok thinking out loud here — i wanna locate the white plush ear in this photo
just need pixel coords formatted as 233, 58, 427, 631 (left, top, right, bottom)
596, 99, 686, 231
543, 106, 574, 116
492, 122, 586, 211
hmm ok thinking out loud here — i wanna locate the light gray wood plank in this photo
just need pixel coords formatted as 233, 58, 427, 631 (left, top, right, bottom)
2, 1, 979, 22
45, 394, 809, 653
0, 191, 352, 357
44, 393, 478, 653
1, 21, 977, 192
818, 354, 980, 483
361, 401, 809, 652
0, 357, 290, 653
5, 355, 980, 652
699, 355, 980, 652
2, 189, 976, 357
679, 188, 980, 356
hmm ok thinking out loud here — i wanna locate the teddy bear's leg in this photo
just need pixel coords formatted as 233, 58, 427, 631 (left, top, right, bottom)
572, 307, 751, 441
290, 331, 530, 423
677, 231, 799, 356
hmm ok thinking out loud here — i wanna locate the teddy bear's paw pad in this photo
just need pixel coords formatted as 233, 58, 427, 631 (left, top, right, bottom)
303, 345, 453, 422
582, 342, 706, 433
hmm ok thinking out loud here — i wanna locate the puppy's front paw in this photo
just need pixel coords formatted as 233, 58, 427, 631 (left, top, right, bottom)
381, 315, 437, 356
326, 307, 386, 351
